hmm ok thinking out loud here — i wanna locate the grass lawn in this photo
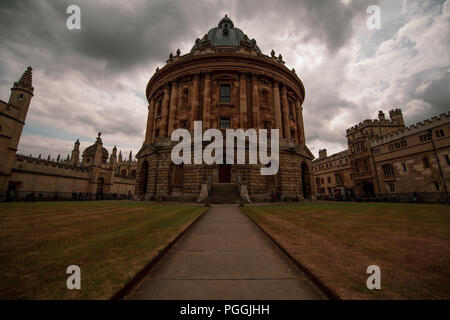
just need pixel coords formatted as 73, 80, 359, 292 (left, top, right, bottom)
242, 202, 450, 300
0, 201, 206, 300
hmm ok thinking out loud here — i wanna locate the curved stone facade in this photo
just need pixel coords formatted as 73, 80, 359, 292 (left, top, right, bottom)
136, 16, 315, 202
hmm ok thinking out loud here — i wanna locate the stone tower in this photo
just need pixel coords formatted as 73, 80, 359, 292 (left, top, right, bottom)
70, 139, 81, 166
0, 67, 34, 195
389, 109, 405, 127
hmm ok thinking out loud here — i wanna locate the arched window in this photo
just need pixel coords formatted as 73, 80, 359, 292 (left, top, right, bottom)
156, 100, 162, 116
288, 100, 294, 117
172, 164, 184, 185
131, 170, 136, 177
261, 89, 269, 108
121, 169, 127, 176
181, 88, 190, 107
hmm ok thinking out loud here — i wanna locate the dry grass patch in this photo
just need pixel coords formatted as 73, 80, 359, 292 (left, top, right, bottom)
0, 201, 205, 299
242, 202, 450, 299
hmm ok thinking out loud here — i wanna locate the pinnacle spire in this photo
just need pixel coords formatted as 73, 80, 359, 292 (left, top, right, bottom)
14, 66, 33, 90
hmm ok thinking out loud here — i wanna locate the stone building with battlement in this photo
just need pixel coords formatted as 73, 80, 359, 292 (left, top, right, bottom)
136, 16, 315, 202
0, 67, 137, 201
371, 112, 449, 202
313, 109, 450, 202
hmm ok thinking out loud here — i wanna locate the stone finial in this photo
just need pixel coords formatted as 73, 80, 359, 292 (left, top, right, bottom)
278, 54, 283, 61
176, 49, 181, 56
169, 52, 173, 59
292, 68, 296, 73
271, 49, 275, 58
156, 67, 160, 72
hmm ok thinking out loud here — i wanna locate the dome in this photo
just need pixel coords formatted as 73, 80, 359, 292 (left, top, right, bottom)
82, 145, 109, 159
191, 15, 262, 54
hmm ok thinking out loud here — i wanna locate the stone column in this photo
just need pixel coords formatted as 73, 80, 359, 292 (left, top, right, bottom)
273, 81, 282, 134
190, 74, 200, 131
251, 74, 260, 128
160, 84, 170, 138
203, 73, 211, 131
168, 80, 178, 136
281, 84, 290, 139
239, 73, 248, 129
145, 97, 155, 144
295, 98, 305, 145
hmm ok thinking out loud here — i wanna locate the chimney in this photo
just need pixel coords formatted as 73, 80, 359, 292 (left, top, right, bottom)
319, 149, 327, 159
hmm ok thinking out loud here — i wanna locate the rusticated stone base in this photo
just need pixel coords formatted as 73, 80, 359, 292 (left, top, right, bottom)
135, 139, 315, 202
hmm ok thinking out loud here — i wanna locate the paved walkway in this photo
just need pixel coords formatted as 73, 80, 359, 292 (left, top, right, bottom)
128, 204, 325, 300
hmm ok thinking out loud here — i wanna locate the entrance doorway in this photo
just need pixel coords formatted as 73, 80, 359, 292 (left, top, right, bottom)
301, 162, 312, 199
362, 181, 375, 197
219, 164, 231, 183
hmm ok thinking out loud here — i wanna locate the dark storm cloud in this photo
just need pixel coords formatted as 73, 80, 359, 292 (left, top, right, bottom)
233, 0, 357, 53
0, 0, 449, 159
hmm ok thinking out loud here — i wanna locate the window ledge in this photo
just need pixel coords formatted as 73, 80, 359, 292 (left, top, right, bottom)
218, 103, 234, 107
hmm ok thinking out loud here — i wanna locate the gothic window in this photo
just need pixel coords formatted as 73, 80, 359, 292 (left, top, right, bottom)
436, 129, 445, 138
121, 169, 127, 176
263, 121, 271, 130
181, 88, 190, 107
335, 173, 342, 185
382, 164, 395, 178
220, 84, 231, 103
219, 117, 231, 128
445, 154, 450, 166
419, 133, 431, 142
423, 158, 430, 168
402, 163, 407, 172
261, 89, 269, 108
19, 94, 23, 101
327, 177, 331, 184
131, 170, 136, 177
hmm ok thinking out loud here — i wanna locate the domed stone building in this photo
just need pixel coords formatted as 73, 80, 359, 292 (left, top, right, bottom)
136, 16, 315, 202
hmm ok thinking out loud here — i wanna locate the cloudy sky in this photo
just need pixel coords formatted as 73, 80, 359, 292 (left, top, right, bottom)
0, 0, 449, 159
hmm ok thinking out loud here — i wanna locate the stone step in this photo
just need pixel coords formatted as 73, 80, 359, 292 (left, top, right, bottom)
209, 183, 241, 204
